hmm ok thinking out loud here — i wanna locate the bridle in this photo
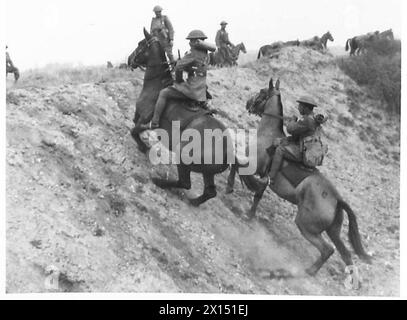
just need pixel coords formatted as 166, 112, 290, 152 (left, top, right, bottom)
132, 36, 173, 81
257, 91, 285, 119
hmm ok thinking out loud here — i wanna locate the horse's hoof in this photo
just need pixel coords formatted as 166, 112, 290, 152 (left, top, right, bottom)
225, 186, 234, 194
152, 178, 170, 189
305, 267, 318, 277
189, 198, 201, 207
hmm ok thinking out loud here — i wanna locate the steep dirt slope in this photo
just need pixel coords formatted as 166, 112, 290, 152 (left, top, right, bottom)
6, 47, 399, 295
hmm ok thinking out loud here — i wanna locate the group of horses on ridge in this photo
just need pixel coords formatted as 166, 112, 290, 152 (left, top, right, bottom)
257, 31, 334, 59
345, 29, 394, 56
127, 28, 372, 285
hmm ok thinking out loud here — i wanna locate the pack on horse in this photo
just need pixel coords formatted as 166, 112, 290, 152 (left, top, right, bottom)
209, 42, 247, 67
345, 31, 379, 56
226, 78, 371, 277
257, 40, 300, 59
129, 28, 234, 206
300, 31, 334, 51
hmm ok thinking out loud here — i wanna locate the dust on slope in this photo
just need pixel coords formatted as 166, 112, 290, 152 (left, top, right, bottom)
6, 47, 399, 295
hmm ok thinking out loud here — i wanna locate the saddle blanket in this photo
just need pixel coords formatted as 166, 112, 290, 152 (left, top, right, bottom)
280, 162, 318, 188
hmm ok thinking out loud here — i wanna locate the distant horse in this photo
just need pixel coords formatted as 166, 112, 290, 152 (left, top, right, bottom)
257, 40, 300, 59
226, 78, 372, 276
6, 65, 20, 82
209, 42, 247, 67
345, 31, 379, 56
118, 63, 130, 70
300, 31, 334, 51
6, 51, 19, 82
128, 28, 234, 206
107, 61, 113, 68
378, 29, 394, 40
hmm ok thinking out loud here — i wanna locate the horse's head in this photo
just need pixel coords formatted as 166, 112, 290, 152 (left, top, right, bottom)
128, 28, 166, 69
239, 42, 247, 54
326, 31, 334, 42
247, 78, 282, 118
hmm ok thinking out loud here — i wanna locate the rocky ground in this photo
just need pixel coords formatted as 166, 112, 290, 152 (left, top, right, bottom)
6, 47, 399, 295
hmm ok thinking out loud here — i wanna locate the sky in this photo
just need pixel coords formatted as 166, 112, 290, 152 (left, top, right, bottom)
5, 0, 403, 70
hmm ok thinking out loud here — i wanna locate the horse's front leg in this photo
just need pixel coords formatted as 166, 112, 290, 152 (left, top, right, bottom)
225, 164, 237, 194
130, 112, 149, 154
189, 172, 217, 207
152, 164, 192, 190
246, 176, 269, 219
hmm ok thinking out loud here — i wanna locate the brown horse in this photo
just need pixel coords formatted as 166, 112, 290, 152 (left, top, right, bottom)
209, 42, 247, 67
345, 31, 379, 56
257, 40, 300, 59
226, 78, 371, 276
300, 31, 334, 51
129, 28, 234, 206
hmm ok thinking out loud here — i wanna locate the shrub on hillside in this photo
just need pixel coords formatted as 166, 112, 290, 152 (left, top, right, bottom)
337, 39, 401, 115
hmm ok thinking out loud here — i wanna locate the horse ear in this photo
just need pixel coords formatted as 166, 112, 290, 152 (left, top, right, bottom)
143, 27, 151, 40
275, 79, 280, 90
268, 78, 274, 91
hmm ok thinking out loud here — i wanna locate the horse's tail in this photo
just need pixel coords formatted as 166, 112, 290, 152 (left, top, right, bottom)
338, 200, 372, 263
257, 48, 262, 59
345, 39, 351, 51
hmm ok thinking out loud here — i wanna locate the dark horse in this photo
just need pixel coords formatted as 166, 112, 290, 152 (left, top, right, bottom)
257, 40, 300, 59
129, 28, 233, 206
345, 31, 379, 56
226, 78, 371, 277
300, 31, 334, 51
209, 42, 247, 67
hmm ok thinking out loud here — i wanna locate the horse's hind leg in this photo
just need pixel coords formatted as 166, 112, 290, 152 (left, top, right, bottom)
326, 207, 353, 266
189, 172, 217, 207
295, 211, 334, 276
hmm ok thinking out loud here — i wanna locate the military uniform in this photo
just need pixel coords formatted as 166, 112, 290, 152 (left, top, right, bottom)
215, 22, 233, 64
269, 97, 320, 182
150, 12, 175, 63
149, 30, 215, 128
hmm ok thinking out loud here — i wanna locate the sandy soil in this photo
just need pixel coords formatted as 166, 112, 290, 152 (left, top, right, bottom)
6, 47, 399, 295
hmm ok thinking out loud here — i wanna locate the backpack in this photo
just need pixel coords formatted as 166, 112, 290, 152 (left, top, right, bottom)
302, 126, 328, 167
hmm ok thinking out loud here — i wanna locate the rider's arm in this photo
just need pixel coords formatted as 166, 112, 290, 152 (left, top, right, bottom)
286, 117, 314, 136
164, 16, 174, 41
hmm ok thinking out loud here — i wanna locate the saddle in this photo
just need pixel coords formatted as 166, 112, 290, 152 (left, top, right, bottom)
266, 146, 317, 188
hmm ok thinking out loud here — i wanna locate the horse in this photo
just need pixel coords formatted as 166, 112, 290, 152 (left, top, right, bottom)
378, 29, 394, 40
257, 40, 300, 59
128, 28, 234, 206
6, 65, 19, 82
106, 61, 113, 68
345, 31, 379, 56
209, 42, 247, 67
300, 31, 334, 51
226, 78, 372, 276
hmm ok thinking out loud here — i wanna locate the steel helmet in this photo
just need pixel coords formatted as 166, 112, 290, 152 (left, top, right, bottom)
153, 5, 163, 12
296, 95, 318, 107
186, 30, 207, 40
220, 21, 228, 25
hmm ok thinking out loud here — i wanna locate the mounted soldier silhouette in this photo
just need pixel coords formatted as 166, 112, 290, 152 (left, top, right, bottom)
212, 21, 238, 67
300, 31, 334, 51
129, 28, 234, 206
150, 5, 175, 65
226, 78, 371, 277
6, 46, 19, 82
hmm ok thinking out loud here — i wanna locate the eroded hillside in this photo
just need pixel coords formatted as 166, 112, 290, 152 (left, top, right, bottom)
6, 47, 399, 295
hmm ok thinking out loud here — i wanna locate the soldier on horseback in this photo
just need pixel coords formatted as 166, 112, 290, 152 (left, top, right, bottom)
150, 5, 175, 64
215, 21, 234, 65
268, 96, 322, 185
6, 45, 19, 82
141, 30, 216, 130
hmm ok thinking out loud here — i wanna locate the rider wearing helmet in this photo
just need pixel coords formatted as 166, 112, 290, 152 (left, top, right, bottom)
215, 21, 234, 64
150, 5, 175, 64
143, 30, 216, 130
268, 96, 320, 184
